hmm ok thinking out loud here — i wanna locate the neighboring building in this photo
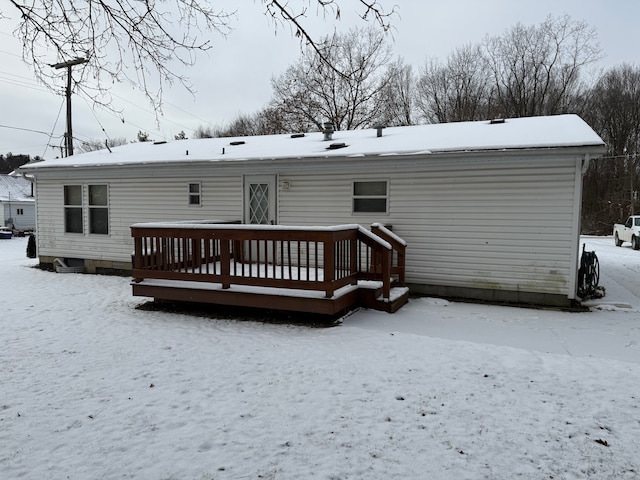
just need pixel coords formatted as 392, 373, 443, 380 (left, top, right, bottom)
20, 115, 606, 306
0, 174, 35, 231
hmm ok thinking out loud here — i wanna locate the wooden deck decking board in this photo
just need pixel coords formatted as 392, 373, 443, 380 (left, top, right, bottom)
133, 280, 409, 315
133, 281, 362, 315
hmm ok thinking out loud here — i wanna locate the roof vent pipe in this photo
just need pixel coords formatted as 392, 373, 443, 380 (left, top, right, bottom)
323, 122, 334, 141
374, 125, 386, 137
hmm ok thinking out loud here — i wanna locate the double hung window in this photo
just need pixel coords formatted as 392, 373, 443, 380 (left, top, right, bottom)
189, 183, 202, 206
64, 185, 83, 233
64, 184, 109, 234
352, 181, 388, 214
89, 185, 109, 234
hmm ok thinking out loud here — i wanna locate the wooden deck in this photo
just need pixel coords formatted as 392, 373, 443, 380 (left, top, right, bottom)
131, 222, 408, 315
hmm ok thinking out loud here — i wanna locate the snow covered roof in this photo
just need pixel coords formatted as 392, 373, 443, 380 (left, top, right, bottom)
0, 175, 34, 202
21, 114, 606, 171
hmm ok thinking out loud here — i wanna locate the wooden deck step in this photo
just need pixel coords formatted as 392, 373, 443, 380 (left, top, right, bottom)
357, 284, 410, 313
133, 279, 409, 316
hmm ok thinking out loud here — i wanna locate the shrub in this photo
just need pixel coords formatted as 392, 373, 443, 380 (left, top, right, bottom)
26, 233, 37, 258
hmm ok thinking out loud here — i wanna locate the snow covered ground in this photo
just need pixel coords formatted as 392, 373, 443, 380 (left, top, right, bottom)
1, 236, 639, 479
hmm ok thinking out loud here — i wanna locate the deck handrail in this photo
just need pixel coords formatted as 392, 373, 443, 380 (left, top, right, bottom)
371, 223, 406, 286
131, 223, 403, 301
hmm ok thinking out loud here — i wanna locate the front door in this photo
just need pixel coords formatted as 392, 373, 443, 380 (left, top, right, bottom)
244, 175, 277, 264
244, 175, 277, 225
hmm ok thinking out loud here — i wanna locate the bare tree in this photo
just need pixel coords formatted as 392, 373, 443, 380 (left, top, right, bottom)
269, 27, 394, 131
586, 65, 640, 157
192, 107, 289, 139
215, 113, 264, 138
377, 58, 416, 127
77, 137, 128, 153
483, 14, 601, 118
415, 44, 489, 123
193, 125, 216, 139
6, 1, 395, 114
581, 64, 640, 232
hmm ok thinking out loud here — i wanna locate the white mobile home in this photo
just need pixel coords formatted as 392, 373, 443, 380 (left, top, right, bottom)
0, 174, 35, 231
21, 115, 606, 307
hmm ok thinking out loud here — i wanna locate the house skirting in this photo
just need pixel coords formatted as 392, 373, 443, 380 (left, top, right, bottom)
407, 283, 574, 308
39, 256, 133, 275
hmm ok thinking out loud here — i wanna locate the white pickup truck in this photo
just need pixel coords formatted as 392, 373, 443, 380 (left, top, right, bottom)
613, 216, 640, 249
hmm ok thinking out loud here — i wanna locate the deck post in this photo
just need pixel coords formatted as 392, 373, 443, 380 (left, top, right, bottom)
381, 248, 391, 299
323, 234, 335, 298
220, 239, 231, 289
371, 223, 406, 286
350, 235, 358, 285
132, 233, 143, 280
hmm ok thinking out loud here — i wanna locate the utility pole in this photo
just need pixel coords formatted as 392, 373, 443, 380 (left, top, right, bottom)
51, 57, 88, 157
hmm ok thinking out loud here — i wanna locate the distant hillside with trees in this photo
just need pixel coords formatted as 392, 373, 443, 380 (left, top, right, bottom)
0, 153, 39, 174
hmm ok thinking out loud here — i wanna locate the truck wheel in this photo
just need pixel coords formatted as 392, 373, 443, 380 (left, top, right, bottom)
633, 236, 640, 250
615, 233, 623, 247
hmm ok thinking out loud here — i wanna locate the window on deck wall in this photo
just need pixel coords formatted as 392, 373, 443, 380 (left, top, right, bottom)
64, 185, 83, 233
188, 183, 202, 206
89, 185, 109, 234
352, 181, 388, 214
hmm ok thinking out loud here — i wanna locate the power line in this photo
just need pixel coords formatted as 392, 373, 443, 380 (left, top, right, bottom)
0, 124, 53, 136
109, 91, 196, 132
0, 76, 53, 95
164, 99, 216, 127
42, 99, 66, 158
0, 49, 22, 59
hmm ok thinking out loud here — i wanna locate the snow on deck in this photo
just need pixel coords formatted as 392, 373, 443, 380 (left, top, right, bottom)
21, 114, 605, 170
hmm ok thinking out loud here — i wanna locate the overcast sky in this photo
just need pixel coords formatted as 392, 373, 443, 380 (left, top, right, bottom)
1, 0, 639, 160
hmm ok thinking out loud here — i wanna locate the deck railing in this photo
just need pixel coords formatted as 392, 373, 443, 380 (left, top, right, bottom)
131, 222, 406, 300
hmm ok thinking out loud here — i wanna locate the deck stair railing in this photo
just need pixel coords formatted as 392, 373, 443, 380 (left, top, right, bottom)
131, 222, 406, 301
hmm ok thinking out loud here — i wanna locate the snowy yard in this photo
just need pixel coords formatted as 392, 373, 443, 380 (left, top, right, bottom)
1, 236, 639, 479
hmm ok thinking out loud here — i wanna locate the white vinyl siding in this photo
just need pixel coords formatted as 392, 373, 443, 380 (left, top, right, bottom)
35, 175, 242, 263
32, 151, 583, 301
2, 202, 35, 231
278, 154, 580, 298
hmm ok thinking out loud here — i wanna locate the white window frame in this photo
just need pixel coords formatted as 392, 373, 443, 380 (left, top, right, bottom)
188, 182, 202, 207
352, 180, 389, 215
63, 185, 84, 234
88, 184, 109, 235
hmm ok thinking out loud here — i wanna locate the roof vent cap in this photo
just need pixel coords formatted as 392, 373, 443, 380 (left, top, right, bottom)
323, 122, 334, 141
326, 142, 347, 150
489, 118, 505, 125
374, 124, 386, 137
